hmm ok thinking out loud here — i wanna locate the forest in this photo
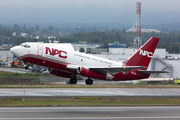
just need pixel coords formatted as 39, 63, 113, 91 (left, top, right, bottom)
0, 24, 180, 53
57, 30, 180, 53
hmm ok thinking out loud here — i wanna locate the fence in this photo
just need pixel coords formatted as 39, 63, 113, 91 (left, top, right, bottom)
39, 76, 68, 84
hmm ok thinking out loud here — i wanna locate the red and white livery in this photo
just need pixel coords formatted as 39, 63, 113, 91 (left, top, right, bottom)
10, 37, 167, 85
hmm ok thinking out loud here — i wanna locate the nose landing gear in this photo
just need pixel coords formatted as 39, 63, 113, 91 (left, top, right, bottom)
24, 65, 29, 69
24, 61, 30, 70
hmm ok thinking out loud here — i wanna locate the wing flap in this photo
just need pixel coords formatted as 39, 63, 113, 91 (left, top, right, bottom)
90, 66, 146, 75
138, 70, 169, 74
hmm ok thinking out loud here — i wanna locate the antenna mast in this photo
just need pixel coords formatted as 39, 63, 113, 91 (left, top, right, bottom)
134, 1, 141, 48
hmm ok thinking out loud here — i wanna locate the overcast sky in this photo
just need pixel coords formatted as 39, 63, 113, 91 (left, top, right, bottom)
0, 0, 179, 25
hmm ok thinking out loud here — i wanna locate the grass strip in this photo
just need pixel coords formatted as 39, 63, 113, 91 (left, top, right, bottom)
0, 70, 180, 88
0, 71, 45, 79
1, 97, 180, 106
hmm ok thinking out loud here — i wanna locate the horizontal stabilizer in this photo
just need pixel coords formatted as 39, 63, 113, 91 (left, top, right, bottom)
138, 70, 169, 74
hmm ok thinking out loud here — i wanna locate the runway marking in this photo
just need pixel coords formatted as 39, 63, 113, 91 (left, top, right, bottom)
59, 90, 84, 93
1, 117, 180, 119
1, 107, 180, 119
0, 106, 180, 109
1, 88, 180, 97
0, 110, 125, 113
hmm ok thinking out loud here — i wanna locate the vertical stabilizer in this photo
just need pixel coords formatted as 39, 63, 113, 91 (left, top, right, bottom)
125, 37, 159, 69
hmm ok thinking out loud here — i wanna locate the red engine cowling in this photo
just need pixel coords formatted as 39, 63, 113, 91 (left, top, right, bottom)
48, 68, 72, 78
77, 67, 106, 80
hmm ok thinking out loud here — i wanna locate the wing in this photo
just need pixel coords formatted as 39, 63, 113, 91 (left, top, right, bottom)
67, 64, 146, 75
89, 66, 146, 75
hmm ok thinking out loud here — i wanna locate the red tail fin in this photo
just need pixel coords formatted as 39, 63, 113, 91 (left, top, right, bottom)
125, 37, 159, 69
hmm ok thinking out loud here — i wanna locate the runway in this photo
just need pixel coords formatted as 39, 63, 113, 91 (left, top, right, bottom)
0, 89, 180, 120
0, 106, 180, 120
0, 88, 180, 98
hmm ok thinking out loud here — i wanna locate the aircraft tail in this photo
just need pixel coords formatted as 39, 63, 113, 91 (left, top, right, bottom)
125, 37, 159, 69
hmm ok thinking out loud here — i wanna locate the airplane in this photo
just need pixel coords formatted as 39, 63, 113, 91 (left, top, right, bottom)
10, 37, 168, 85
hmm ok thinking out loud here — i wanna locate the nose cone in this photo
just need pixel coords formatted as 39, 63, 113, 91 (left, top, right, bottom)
10, 46, 21, 57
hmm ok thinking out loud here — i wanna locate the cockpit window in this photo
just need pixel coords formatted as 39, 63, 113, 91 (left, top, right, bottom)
20, 44, 30, 48
24, 44, 30, 48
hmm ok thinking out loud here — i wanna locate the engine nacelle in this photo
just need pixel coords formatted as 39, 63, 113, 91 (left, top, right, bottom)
48, 68, 72, 78
77, 67, 106, 80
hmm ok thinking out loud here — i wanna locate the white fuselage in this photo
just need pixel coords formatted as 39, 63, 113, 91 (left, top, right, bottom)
11, 42, 123, 68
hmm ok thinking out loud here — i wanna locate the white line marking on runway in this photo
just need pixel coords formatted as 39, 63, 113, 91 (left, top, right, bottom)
1, 117, 180, 119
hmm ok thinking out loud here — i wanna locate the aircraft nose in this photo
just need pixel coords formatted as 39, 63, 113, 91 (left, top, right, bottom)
10, 46, 21, 57
10, 46, 16, 54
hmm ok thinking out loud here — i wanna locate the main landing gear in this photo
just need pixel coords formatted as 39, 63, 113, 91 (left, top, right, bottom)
69, 78, 77, 84
85, 78, 93, 85
67, 78, 93, 85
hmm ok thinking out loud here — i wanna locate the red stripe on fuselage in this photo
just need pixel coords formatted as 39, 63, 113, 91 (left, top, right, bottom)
20, 54, 150, 81
20, 54, 76, 74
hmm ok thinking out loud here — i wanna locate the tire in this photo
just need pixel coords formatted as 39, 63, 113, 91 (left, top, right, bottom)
85, 79, 93, 85
70, 78, 77, 84
25, 66, 29, 69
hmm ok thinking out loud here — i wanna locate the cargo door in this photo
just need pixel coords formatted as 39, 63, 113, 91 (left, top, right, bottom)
37, 44, 43, 56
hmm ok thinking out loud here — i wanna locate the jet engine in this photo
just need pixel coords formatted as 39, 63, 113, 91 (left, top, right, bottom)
77, 67, 107, 80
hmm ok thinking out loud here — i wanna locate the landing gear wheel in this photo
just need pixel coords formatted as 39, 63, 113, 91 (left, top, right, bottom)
24, 61, 30, 70
85, 79, 93, 85
70, 78, 77, 84
24, 65, 29, 69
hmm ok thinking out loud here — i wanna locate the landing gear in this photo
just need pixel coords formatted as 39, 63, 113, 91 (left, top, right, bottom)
24, 65, 29, 69
85, 78, 93, 85
69, 78, 77, 84
24, 61, 30, 70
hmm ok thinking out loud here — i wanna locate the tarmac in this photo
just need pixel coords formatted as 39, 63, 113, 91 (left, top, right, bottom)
0, 88, 180, 99
0, 106, 180, 120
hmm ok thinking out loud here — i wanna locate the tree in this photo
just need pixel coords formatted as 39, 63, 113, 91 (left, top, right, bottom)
23, 25, 26, 30
101, 41, 109, 48
47, 25, 55, 31
168, 43, 179, 53
35, 25, 40, 31
13, 24, 18, 29
11, 61, 16, 68
79, 47, 85, 52
15, 36, 26, 45
0, 24, 3, 28
157, 41, 167, 48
